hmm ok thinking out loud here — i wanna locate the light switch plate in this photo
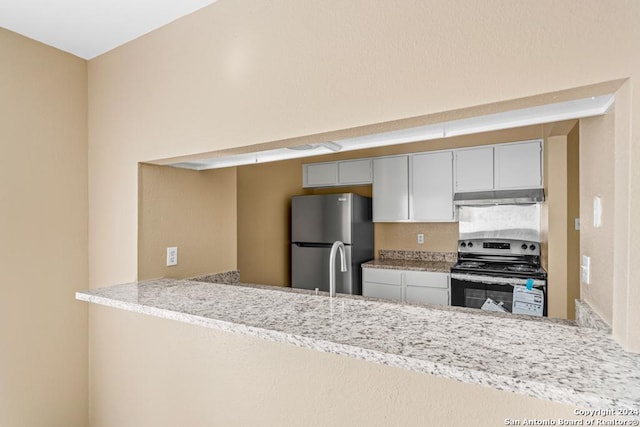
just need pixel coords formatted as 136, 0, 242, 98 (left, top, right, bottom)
593, 196, 602, 228
581, 255, 590, 284
167, 246, 178, 266
575, 218, 580, 231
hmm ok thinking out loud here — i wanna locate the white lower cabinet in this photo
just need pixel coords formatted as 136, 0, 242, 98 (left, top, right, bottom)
362, 268, 450, 306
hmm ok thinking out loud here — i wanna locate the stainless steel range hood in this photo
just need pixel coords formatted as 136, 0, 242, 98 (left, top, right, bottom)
453, 189, 545, 206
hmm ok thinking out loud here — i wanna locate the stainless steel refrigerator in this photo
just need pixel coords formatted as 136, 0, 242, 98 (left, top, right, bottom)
291, 193, 374, 295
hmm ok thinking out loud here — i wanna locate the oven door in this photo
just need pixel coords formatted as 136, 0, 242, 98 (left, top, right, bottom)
451, 273, 547, 316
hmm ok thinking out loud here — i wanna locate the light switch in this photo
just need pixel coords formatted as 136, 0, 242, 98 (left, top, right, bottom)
575, 218, 580, 231
167, 246, 178, 266
417, 233, 424, 244
593, 196, 602, 228
581, 255, 590, 284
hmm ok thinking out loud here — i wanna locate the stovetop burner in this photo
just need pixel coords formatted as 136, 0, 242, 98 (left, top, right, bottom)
451, 261, 547, 279
451, 239, 547, 279
506, 264, 537, 273
457, 261, 485, 268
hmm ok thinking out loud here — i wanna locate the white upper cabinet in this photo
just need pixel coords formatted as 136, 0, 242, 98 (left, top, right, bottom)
304, 162, 338, 187
454, 140, 543, 192
338, 159, 373, 185
303, 159, 372, 188
411, 151, 454, 221
494, 140, 543, 189
373, 156, 409, 221
454, 146, 494, 192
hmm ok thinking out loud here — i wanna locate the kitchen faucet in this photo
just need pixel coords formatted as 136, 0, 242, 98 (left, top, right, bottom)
329, 241, 347, 298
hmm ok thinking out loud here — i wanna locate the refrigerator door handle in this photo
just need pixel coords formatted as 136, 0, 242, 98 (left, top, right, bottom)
293, 242, 351, 248
293, 242, 329, 248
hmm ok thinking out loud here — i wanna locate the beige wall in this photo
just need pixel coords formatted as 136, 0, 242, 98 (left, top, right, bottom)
566, 125, 581, 318
90, 304, 575, 427
546, 135, 569, 318
138, 164, 237, 280
86, 0, 640, 424
579, 113, 615, 324
612, 2, 640, 351
0, 29, 88, 426
545, 129, 580, 320
236, 160, 302, 286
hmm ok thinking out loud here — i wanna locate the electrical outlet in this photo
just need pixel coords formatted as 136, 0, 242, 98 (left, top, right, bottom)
417, 234, 424, 244
575, 218, 580, 231
167, 246, 178, 266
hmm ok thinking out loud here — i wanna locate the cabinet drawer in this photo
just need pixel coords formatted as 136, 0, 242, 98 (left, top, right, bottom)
404, 271, 449, 289
405, 286, 449, 306
362, 268, 403, 285
362, 282, 402, 301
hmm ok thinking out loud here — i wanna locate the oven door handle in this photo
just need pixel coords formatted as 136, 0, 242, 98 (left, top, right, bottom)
451, 273, 546, 287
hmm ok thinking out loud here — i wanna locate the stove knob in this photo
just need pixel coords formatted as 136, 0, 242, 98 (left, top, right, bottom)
521, 243, 528, 250
467, 242, 473, 248
529, 244, 536, 251
460, 242, 467, 248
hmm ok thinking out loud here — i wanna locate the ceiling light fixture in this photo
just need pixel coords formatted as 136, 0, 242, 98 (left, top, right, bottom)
319, 142, 342, 152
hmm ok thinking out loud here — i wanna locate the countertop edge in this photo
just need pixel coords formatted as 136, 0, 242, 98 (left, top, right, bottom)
76, 288, 637, 411
361, 259, 455, 273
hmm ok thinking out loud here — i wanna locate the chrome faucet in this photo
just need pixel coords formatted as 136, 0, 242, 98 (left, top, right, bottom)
329, 240, 347, 298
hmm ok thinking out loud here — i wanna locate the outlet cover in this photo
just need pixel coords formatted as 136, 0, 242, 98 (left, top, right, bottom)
417, 234, 424, 244
167, 246, 178, 266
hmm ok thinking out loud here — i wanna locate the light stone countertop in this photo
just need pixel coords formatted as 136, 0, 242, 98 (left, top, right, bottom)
76, 279, 640, 413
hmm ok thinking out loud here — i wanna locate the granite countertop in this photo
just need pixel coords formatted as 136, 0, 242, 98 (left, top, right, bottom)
362, 258, 455, 273
362, 249, 457, 273
76, 278, 640, 413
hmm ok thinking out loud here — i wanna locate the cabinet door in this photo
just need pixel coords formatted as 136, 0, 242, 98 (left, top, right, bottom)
338, 159, 372, 185
494, 141, 542, 189
373, 156, 409, 221
454, 146, 494, 192
411, 151, 454, 221
303, 163, 338, 187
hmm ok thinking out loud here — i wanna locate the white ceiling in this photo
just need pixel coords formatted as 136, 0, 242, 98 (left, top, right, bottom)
0, 0, 218, 59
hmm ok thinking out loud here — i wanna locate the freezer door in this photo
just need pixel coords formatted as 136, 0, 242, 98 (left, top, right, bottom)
291, 244, 356, 294
291, 194, 352, 244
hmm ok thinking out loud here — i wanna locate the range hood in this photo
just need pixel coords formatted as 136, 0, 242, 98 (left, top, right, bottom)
454, 188, 545, 206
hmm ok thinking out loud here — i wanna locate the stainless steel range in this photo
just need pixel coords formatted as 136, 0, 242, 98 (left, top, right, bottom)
450, 238, 548, 316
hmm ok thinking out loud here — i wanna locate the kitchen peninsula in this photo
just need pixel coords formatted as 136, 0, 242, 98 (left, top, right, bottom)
77, 276, 640, 414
